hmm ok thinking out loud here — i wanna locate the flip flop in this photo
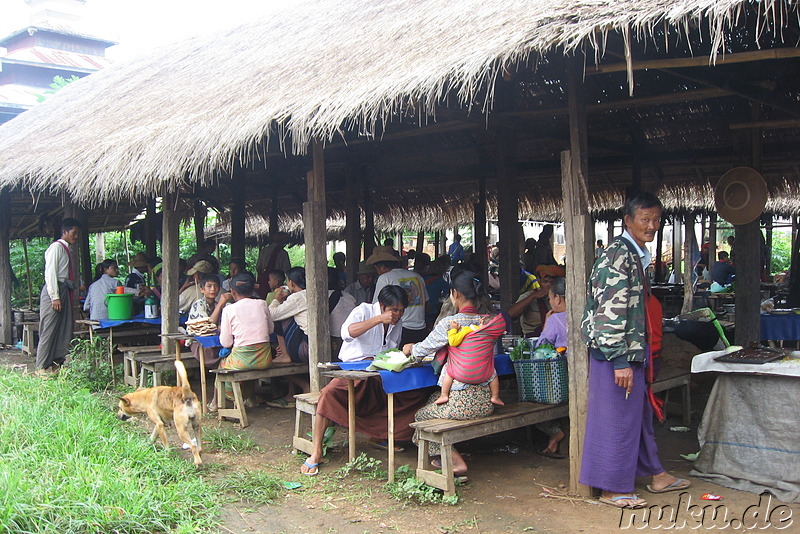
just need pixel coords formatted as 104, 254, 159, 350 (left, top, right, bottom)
266, 398, 295, 409
430, 458, 468, 477
370, 441, 404, 453
598, 495, 647, 509
646, 478, 691, 494
301, 460, 319, 476
536, 448, 565, 459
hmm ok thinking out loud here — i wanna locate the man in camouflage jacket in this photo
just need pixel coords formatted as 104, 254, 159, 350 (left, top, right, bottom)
579, 192, 691, 508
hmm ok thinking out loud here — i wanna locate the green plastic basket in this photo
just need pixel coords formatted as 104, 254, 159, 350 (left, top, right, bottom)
512, 357, 569, 404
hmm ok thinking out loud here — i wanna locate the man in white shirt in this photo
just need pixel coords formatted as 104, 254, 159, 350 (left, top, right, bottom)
36, 218, 81, 377
368, 251, 428, 345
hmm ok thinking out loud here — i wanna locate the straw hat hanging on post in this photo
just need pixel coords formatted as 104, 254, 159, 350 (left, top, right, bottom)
714, 167, 768, 225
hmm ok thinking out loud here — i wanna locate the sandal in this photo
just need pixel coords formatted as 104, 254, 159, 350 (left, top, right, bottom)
369, 440, 404, 453
301, 459, 319, 476
598, 494, 647, 509
265, 398, 295, 409
646, 478, 691, 494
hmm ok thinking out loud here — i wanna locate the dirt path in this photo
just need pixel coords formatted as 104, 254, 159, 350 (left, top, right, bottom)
3, 347, 797, 533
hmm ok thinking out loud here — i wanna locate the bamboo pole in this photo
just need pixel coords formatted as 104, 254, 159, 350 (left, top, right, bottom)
22, 238, 33, 309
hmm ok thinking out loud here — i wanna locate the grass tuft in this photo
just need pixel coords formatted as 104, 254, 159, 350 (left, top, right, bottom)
218, 470, 288, 504
0, 368, 220, 533
386, 465, 459, 505
203, 427, 260, 454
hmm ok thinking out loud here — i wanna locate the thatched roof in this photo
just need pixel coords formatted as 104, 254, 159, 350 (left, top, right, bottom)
1, 0, 796, 214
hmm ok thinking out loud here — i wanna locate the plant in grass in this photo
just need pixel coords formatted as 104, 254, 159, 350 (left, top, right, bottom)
218, 469, 289, 504
306, 425, 337, 456
203, 427, 260, 453
60, 337, 118, 392
335, 452, 387, 480
386, 465, 459, 505
0, 368, 220, 533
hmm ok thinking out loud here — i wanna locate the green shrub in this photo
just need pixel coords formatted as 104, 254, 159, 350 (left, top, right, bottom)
60, 337, 118, 392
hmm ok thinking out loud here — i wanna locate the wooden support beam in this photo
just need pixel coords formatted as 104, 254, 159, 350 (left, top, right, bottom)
269, 183, 280, 238
586, 47, 800, 75
672, 217, 682, 281
0, 191, 12, 344
362, 170, 376, 259
563, 56, 593, 497
473, 175, 487, 284
345, 169, 361, 284
655, 222, 664, 283
765, 216, 773, 277
681, 214, 694, 315
495, 129, 519, 312
305, 142, 332, 392
730, 119, 800, 130
193, 201, 206, 250
72, 204, 92, 290
230, 174, 246, 260
161, 192, 180, 355
144, 200, 157, 259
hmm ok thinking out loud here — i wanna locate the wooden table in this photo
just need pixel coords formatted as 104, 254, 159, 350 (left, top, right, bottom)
321, 368, 402, 482
161, 333, 208, 415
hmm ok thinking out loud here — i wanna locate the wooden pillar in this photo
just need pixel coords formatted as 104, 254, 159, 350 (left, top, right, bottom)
193, 201, 206, 250
95, 232, 105, 264
305, 142, 332, 392
416, 230, 425, 253
144, 200, 157, 259
22, 238, 33, 309
672, 216, 682, 281
709, 213, 718, 259
654, 223, 664, 283
433, 231, 440, 257
564, 57, 593, 497
790, 216, 800, 307
161, 191, 180, 355
362, 171, 375, 259
0, 191, 12, 344
495, 129, 519, 311
681, 214, 694, 314
735, 103, 762, 345
606, 218, 614, 245
473, 175, 487, 281
74, 205, 92, 290
230, 174, 246, 260
765, 216, 773, 277
344, 170, 361, 284
269, 184, 280, 238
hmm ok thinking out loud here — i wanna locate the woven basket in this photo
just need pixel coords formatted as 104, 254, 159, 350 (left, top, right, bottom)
512, 357, 569, 404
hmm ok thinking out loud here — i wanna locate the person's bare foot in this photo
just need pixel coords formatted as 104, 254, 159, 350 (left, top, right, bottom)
647, 471, 691, 493
434, 395, 449, 405
490, 396, 504, 406
301, 454, 321, 475
545, 430, 565, 454
272, 353, 292, 363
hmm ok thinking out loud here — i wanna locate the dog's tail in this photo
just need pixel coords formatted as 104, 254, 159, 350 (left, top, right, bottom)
174, 360, 194, 398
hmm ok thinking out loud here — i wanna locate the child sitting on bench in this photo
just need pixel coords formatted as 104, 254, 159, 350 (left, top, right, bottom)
435, 313, 506, 406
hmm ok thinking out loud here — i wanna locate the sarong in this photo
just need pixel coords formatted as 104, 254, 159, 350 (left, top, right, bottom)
579, 354, 663, 493
190, 342, 221, 368
316, 377, 430, 441
274, 317, 308, 363
412, 384, 494, 455
219, 342, 272, 398
36, 282, 72, 370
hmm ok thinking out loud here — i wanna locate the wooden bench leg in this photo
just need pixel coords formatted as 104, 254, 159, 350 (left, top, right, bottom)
123, 355, 133, 387
153, 370, 162, 387
139, 366, 147, 388
232, 382, 248, 428
414, 433, 453, 496
216, 375, 226, 421
682, 383, 692, 427
439, 443, 456, 498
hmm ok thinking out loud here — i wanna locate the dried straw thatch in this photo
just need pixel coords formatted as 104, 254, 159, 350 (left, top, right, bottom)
0, 0, 793, 208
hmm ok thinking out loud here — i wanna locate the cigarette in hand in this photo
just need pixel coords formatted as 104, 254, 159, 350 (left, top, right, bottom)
625, 390, 630, 400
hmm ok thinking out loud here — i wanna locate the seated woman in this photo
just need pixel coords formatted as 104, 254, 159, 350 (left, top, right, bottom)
328, 266, 356, 358
187, 273, 232, 376
211, 273, 273, 411
533, 276, 567, 459
300, 286, 430, 476
83, 259, 138, 322
222, 258, 246, 292
404, 270, 498, 478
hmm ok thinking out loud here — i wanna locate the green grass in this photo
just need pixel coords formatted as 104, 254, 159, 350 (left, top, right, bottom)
0, 368, 220, 533
218, 470, 288, 504
203, 427, 260, 454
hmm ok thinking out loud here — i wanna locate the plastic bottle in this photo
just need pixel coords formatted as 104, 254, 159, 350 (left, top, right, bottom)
144, 295, 160, 319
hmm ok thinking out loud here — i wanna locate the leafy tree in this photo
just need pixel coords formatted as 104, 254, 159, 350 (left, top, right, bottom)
35, 75, 81, 103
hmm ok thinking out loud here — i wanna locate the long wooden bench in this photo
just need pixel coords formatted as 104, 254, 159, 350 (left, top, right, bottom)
651, 366, 692, 426
125, 349, 199, 388
211, 363, 309, 427
411, 402, 569, 497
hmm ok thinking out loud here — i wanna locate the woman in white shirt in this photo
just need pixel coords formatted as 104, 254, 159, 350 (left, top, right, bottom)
83, 259, 136, 322
269, 267, 309, 364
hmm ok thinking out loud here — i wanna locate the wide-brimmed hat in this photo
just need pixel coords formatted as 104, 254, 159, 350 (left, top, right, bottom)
187, 260, 214, 275
366, 251, 400, 265
714, 167, 768, 225
129, 252, 149, 269
357, 262, 375, 275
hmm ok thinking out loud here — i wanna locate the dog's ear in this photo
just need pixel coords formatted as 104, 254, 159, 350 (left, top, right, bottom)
118, 396, 131, 406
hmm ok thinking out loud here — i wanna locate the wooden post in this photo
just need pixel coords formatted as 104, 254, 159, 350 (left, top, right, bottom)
681, 214, 694, 314
416, 230, 425, 254
495, 129, 519, 311
564, 57, 594, 497
0, 191, 11, 344
473, 175, 488, 281
654, 223, 664, 283
305, 142, 332, 392
22, 238, 33, 309
230, 173, 246, 260
672, 216, 682, 281
144, 200, 157, 260
193, 201, 206, 250
269, 184, 280, 238
362, 171, 376, 260
75, 206, 92, 290
790, 216, 800, 307
161, 192, 180, 355
95, 232, 105, 264
765, 216, 773, 277
607, 218, 614, 246
345, 169, 361, 284
433, 231, 440, 257
709, 214, 718, 260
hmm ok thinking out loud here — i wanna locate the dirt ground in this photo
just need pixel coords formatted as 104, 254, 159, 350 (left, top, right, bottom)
3, 347, 798, 534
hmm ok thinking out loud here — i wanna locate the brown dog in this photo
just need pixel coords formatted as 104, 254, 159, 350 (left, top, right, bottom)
117, 360, 203, 465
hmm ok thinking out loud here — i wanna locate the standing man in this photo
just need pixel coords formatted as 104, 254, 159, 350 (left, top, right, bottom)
36, 218, 81, 377
367, 250, 428, 345
448, 234, 464, 265
580, 192, 690, 509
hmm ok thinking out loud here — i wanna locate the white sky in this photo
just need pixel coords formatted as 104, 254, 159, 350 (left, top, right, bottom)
1, 0, 295, 61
